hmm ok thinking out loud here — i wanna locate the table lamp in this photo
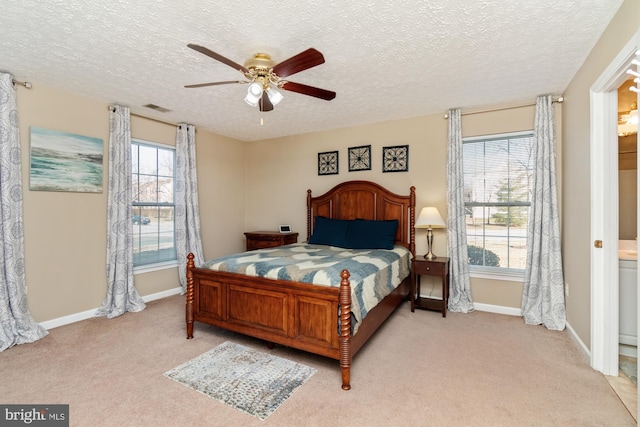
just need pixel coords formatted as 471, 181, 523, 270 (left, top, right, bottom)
415, 207, 446, 259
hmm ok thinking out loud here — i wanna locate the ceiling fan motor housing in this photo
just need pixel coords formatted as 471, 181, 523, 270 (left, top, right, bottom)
244, 53, 276, 75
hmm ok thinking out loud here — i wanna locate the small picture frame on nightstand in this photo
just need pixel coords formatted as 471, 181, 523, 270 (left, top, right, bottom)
279, 225, 292, 233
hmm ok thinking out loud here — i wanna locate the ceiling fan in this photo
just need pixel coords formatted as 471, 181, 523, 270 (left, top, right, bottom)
185, 44, 336, 112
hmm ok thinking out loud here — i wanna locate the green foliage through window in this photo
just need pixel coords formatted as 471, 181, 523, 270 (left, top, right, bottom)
468, 245, 500, 267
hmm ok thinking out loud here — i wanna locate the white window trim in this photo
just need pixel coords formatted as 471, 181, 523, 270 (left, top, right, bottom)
132, 137, 173, 149
469, 266, 525, 282
134, 260, 178, 275
463, 129, 534, 143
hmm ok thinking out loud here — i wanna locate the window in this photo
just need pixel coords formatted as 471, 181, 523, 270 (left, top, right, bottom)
463, 131, 533, 274
131, 140, 176, 268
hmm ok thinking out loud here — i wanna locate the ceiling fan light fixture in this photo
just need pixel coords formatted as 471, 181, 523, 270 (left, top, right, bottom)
248, 82, 263, 97
244, 82, 263, 106
244, 93, 260, 107
267, 86, 283, 106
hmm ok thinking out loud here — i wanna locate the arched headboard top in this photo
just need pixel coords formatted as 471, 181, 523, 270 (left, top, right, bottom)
306, 181, 416, 254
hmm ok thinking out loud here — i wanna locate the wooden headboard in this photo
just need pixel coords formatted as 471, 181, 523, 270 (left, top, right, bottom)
307, 180, 416, 254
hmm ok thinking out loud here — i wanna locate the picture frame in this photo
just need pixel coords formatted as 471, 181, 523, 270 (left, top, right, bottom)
29, 127, 104, 192
382, 145, 409, 173
318, 151, 339, 175
348, 145, 371, 172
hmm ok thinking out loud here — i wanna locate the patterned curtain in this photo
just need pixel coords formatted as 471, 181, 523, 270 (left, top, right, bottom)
446, 108, 474, 313
521, 95, 566, 330
175, 123, 204, 291
95, 105, 145, 318
0, 73, 48, 351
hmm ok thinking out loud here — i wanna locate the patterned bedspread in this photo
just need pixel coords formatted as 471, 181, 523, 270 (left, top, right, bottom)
202, 243, 411, 333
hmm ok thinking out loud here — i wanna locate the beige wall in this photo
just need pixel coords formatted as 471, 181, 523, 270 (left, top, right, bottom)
245, 104, 555, 309
17, 83, 246, 323
562, 0, 640, 348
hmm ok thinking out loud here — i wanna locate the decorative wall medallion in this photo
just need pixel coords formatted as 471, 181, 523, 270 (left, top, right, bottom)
382, 145, 409, 173
318, 151, 339, 175
348, 145, 371, 172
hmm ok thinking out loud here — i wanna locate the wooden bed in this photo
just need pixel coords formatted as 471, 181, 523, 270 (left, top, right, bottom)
186, 180, 416, 390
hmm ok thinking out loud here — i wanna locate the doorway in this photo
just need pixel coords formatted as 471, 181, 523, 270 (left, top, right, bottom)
590, 32, 639, 418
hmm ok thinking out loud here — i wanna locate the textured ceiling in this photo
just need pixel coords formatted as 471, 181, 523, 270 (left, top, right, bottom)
1, 1, 624, 141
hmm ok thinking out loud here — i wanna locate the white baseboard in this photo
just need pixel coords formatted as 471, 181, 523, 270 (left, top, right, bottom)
39, 286, 183, 331
473, 302, 522, 316
39, 307, 99, 331
564, 321, 590, 360
619, 333, 637, 347
141, 286, 183, 302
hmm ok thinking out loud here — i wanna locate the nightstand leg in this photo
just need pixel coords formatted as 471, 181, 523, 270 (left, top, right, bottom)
442, 272, 448, 317
410, 273, 416, 312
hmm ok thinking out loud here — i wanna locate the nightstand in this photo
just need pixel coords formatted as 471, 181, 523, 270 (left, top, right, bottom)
411, 256, 450, 317
244, 231, 298, 251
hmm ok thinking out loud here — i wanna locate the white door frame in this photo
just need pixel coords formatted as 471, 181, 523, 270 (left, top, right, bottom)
590, 33, 639, 376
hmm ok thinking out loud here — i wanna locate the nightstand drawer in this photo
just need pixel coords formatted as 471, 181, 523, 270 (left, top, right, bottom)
244, 231, 298, 251
246, 239, 281, 250
412, 260, 446, 276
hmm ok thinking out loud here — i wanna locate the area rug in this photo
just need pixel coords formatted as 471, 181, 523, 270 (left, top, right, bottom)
164, 341, 316, 420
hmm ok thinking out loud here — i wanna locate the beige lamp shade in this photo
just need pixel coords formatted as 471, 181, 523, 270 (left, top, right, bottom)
415, 207, 446, 229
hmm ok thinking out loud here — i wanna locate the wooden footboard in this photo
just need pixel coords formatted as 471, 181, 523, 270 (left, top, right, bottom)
186, 253, 355, 389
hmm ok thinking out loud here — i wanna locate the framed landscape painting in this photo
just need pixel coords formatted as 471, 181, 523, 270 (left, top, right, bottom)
30, 127, 104, 193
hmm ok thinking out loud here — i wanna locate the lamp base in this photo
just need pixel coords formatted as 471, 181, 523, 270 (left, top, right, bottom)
424, 227, 437, 260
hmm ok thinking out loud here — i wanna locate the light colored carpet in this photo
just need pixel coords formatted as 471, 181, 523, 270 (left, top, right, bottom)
164, 341, 316, 420
0, 295, 635, 426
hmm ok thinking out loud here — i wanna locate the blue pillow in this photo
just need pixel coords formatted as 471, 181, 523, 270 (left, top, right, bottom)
308, 216, 350, 248
344, 219, 398, 250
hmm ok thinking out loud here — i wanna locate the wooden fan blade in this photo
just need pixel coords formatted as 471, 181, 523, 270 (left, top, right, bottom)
281, 81, 336, 101
272, 48, 325, 78
259, 92, 274, 112
187, 44, 249, 74
184, 80, 247, 88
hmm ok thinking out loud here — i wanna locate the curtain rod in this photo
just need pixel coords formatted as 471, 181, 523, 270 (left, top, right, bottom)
443, 96, 564, 119
12, 79, 32, 89
131, 112, 178, 127
107, 106, 191, 129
